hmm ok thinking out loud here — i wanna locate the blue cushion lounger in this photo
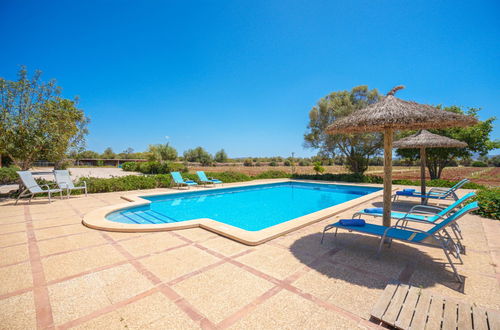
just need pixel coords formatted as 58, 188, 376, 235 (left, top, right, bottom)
392, 179, 469, 203
321, 202, 479, 283
170, 172, 198, 189
196, 171, 223, 186
353, 192, 476, 253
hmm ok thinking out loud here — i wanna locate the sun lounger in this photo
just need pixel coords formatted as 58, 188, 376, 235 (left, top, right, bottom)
321, 202, 479, 282
16, 171, 63, 204
170, 172, 198, 189
196, 171, 223, 186
354, 192, 475, 251
54, 170, 87, 198
393, 179, 469, 203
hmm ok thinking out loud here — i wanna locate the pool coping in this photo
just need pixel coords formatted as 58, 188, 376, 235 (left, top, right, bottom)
82, 179, 389, 245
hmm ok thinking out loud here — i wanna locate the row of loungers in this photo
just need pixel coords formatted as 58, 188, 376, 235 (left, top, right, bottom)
16, 170, 87, 204
170, 171, 223, 189
15, 170, 222, 204
321, 187, 477, 283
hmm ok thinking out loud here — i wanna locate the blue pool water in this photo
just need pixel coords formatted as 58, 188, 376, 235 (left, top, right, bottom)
107, 182, 380, 231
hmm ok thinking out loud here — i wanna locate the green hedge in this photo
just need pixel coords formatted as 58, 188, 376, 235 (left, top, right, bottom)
392, 179, 483, 190
292, 173, 383, 183
121, 161, 187, 174
0, 166, 20, 184
473, 187, 500, 220
75, 175, 172, 194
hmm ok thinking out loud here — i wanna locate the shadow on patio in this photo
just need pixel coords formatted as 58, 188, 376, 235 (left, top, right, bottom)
288, 231, 465, 293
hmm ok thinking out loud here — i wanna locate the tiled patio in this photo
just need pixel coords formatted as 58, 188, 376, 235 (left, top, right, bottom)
1, 183, 499, 329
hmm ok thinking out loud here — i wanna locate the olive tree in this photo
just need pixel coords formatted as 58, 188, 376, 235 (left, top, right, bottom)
396, 106, 498, 179
147, 143, 178, 163
0, 67, 89, 170
304, 86, 382, 174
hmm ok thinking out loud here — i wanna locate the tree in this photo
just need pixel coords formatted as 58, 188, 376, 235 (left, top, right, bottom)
0, 67, 89, 170
183, 147, 213, 166
214, 149, 228, 163
78, 150, 100, 158
147, 143, 177, 163
396, 106, 499, 179
304, 86, 383, 174
101, 147, 116, 159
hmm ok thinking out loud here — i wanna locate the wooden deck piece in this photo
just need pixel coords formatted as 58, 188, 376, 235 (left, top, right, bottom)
371, 283, 500, 329
457, 302, 472, 330
441, 300, 458, 330
395, 286, 421, 329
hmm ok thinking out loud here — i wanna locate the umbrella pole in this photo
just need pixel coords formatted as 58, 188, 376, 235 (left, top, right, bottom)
420, 147, 426, 204
383, 129, 393, 227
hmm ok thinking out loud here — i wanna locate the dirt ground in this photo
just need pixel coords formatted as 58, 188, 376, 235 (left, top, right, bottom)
190, 165, 500, 187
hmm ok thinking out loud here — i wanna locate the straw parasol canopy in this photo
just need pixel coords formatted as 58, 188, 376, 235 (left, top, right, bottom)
326, 86, 477, 227
394, 130, 468, 203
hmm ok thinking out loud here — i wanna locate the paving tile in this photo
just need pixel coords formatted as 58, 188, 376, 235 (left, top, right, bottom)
174, 262, 274, 323
294, 262, 388, 319
0, 231, 27, 248
32, 217, 82, 229
140, 245, 220, 282
48, 271, 111, 325
0, 244, 29, 266
37, 231, 107, 256
119, 232, 185, 257
176, 228, 217, 242
229, 289, 361, 329
105, 231, 144, 241
70, 310, 126, 330
199, 236, 250, 257
0, 291, 36, 329
42, 245, 126, 282
49, 264, 152, 325
97, 264, 154, 304
0, 222, 27, 234
0, 262, 33, 295
236, 245, 312, 280
118, 292, 198, 329
35, 223, 90, 241
0, 216, 27, 225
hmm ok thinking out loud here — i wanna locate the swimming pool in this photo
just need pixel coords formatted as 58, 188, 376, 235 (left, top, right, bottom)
106, 182, 381, 231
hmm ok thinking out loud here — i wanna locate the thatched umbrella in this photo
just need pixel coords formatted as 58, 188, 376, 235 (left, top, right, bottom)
393, 130, 467, 203
326, 86, 477, 227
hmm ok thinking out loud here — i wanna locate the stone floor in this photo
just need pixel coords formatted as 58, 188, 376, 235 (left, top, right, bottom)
0, 184, 499, 329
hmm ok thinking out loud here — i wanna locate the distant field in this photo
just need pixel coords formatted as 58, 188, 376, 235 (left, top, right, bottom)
189, 165, 500, 186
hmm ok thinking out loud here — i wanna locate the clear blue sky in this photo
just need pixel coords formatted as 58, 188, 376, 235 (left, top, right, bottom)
1, 0, 499, 157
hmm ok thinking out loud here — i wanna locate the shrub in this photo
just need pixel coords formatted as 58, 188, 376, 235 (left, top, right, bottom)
473, 187, 500, 220
243, 159, 253, 167
121, 162, 137, 172
208, 171, 252, 183
292, 173, 382, 184
298, 160, 310, 166
392, 179, 484, 190
283, 160, 291, 166
75, 175, 172, 194
254, 170, 291, 179
471, 161, 488, 167
0, 166, 20, 184
124, 161, 187, 174
313, 161, 325, 174
269, 161, 277, 166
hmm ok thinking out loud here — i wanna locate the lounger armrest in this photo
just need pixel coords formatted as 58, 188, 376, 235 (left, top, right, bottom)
408, 205, 445, 214
428, 187, 449, 195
